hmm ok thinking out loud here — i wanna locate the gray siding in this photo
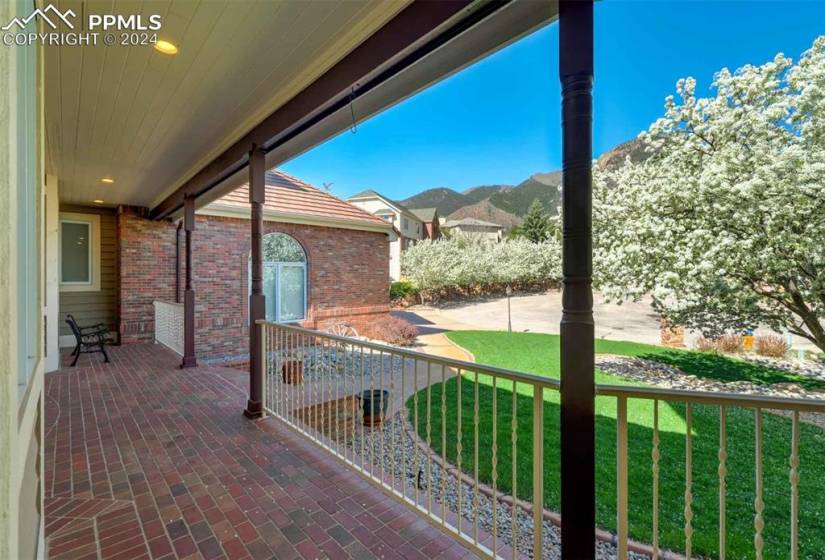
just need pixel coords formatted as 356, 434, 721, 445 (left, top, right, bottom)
59, 205, 119, 341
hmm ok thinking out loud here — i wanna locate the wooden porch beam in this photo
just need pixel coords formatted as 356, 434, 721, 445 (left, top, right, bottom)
244, 146, 266, 419
181, 195, 197, 368
148, 0, 482, 221
559, 1, 595, 558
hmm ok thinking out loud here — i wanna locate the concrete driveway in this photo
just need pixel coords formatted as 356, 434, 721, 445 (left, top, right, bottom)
396, 290, 819, 354
396, 291, 664, 346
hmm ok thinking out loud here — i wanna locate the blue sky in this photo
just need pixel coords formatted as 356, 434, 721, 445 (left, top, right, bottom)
283, 1, 825, 201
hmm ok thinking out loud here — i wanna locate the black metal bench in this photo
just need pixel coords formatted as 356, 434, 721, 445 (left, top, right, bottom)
65, 314, 113, 366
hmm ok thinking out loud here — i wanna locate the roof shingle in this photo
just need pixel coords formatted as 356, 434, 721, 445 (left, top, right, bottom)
211, 170, 389, 228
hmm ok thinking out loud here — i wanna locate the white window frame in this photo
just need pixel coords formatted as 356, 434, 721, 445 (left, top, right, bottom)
59, 212, 101, 292
274, 262, 307, 323
248, 260, 307, 324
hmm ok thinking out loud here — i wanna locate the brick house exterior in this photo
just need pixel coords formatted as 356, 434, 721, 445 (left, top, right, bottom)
118, 172, 391, 361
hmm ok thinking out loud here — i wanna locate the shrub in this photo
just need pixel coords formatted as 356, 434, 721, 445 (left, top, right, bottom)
362, 316, 418, 347
754, 334, 790, 358
390, 281, 418, 301
715, 333, 744, 353
401, 237, 561, 298
695, 336, 717, 352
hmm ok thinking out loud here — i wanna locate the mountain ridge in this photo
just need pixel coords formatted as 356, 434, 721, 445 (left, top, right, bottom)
397, 138, 646, 227
399, 171, 561, 226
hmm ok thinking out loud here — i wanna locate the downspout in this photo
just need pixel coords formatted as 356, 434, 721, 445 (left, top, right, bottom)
175, 221, 182, 303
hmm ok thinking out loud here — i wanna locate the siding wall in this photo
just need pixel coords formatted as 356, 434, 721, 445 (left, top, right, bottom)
58, 205, 119, 342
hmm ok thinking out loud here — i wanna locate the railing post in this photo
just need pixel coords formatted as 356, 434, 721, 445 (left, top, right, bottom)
617, 396, 629, 560
559, 1, 595, 558
245, 145, 266, 419
258, 321, 267, 416
181, 195, 197, 368
790, 411, 800, 560
533, 386, 544, 557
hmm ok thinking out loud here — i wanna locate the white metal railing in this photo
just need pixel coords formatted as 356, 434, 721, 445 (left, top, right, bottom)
597, 384, 825, 560
153, 300, 184, 356
257, 320, 825, 560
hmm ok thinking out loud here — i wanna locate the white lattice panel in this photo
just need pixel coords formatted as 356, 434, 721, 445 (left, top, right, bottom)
153, 301, 184, 356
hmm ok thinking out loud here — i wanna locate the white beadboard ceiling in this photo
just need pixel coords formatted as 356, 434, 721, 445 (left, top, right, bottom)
46, 0, 409, 208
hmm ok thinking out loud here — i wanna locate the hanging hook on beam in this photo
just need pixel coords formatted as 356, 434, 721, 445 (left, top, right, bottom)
349, 85, 358, 134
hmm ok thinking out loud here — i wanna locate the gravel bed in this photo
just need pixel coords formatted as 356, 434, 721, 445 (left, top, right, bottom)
738, 354, 825, 381
346, 414, 648, 560
274, 346, 413, 383
596, 355, 825, 428
596, 355, 825, 399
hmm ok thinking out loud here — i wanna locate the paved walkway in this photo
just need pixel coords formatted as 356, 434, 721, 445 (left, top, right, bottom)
45, 344, 481, 560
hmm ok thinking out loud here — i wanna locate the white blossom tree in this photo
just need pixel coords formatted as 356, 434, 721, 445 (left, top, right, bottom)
401, 236, 560, 293
594, 36, 825, 352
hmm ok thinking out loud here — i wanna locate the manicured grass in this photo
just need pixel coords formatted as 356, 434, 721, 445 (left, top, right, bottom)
407, 331, 825, 559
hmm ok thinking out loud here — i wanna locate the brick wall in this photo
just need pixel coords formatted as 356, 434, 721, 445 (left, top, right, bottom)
119, 212, 390, 360
119, 211, 178, 343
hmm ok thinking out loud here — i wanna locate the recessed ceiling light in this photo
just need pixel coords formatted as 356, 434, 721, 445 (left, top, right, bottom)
154, 40, 178, 55
100, 177, 114, 184
93, 199, 105, 204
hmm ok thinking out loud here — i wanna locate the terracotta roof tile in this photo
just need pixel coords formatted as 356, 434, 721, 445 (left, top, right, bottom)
211, 170, 389, 228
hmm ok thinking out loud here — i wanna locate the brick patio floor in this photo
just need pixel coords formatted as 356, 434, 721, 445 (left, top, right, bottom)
45, 343, 481, 560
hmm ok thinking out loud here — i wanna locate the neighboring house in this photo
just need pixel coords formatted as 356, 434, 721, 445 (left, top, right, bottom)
348, 189, 436, 280
442, 217, 505, 241
58, 170, 392, 362
409, 207, 441, 240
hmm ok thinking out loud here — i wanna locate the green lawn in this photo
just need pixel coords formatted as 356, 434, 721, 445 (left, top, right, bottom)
407, 331, 825, 559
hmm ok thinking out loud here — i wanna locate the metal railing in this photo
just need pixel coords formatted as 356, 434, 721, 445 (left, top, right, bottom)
257, 321, 825, 560
153, 300, 184, 356
597, 384, 825, 560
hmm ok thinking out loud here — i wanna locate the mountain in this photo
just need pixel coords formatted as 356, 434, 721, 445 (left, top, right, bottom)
401, 187, 469, 216
399, 174, 560, 228
462, 185, 510, 204
597, 137, 647, 170
397, 138, 646, 228
446, 199, 521, 228
487, 171, 562, 216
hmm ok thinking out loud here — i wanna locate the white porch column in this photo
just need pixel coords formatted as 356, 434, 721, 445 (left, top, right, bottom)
44, 174, 59, 373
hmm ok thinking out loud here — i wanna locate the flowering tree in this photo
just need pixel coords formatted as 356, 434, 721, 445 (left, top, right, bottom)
594, 36, 825, 352
402, 235, 560, 294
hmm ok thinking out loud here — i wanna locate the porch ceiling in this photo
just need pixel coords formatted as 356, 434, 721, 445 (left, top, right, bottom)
46, 0, 559, 215
46, 0, 410, 208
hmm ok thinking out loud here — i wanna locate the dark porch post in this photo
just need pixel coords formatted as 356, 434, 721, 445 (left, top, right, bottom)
181, 195, 197, 368
559, 1, 595, 558
244, 145, 266, 418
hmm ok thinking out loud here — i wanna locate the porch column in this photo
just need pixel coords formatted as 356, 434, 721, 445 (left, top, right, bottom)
244, 145, 266, 419
181, 195, 197, 368
559, 1, 595, 558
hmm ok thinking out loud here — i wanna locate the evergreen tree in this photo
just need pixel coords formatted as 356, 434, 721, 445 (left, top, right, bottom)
520, 198, 551, 242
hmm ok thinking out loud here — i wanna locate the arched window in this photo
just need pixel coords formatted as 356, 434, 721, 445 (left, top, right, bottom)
249, 233, 307, 323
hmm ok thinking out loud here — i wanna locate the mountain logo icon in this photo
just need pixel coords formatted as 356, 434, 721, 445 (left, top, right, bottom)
2, 4, 76, 31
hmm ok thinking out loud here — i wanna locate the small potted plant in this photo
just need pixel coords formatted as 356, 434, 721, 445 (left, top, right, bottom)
358, 389, 390, 427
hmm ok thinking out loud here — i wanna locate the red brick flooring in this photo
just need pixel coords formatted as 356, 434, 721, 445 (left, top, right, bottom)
45, 344, 480, 560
